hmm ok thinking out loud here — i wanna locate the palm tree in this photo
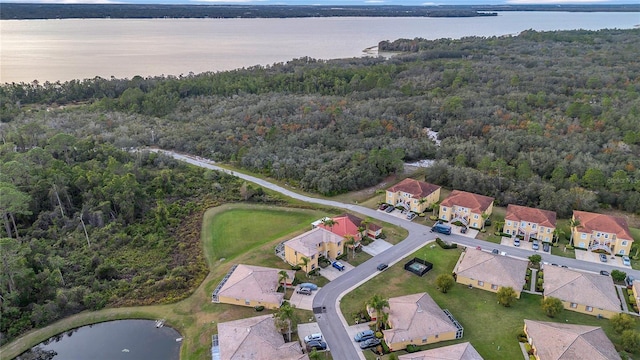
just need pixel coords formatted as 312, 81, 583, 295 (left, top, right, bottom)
418, 197, 428, 213
553, 228, 566, 246
274, 302, 297, 342
569, 218, 581, 245
495, 219, 505, 233
366, 294, 389, 331
360, 218, 370, 238
481, 212, 489, 230
278, 270, 290, 292
344, 235, 356, 259
321, 218, 338, 232
308, 349, 322, 360
432, 200, 441, 216
299, 256, 310, 275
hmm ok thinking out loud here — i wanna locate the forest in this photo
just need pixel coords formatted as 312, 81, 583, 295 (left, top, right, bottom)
1, 28, 640, 343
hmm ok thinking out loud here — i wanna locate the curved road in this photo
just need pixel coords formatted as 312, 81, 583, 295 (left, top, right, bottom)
158, 150, 640, 360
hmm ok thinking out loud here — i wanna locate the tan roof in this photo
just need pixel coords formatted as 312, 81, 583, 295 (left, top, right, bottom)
387, 178, 441, 199
383, 293, 458, 345
398, 342, 483, 360
453, 249, 528, 290
524, 320, 621, 360
543, 266, 620, 313
218, 264, 294, 306
217, 314, 309, 360
573, 210, 633, 241
505, 204, 556, 228
284, 227, 342, 257
440, 190, 494, 214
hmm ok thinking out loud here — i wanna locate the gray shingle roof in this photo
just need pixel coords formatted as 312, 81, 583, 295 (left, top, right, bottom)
543, 266, 620, 313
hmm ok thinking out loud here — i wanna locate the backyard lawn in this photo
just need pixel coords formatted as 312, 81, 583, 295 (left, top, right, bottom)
341, 245, 640, 360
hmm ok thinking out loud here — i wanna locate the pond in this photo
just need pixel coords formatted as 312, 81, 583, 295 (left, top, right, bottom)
17, 320, 181, 360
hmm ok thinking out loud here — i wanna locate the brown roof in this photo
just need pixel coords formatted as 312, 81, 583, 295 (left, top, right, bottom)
284, 227, 343, 257
453, 249, 528, 290
524, 320, 621, 360
217, 264, 294, 306
440, 190, 494, 214
387, 178, 441, 199
573, 211, 633, 241
505, 204, 557, 228
398, 342, 483, 360
383, 293, 458, 345
217, 314, 309, 360
543, 266, 620, 313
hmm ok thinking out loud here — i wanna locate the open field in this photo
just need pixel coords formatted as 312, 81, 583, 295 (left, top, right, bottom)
341, 245, 640, 360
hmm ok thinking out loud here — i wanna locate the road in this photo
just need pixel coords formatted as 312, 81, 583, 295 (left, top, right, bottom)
156, 149, 640, 360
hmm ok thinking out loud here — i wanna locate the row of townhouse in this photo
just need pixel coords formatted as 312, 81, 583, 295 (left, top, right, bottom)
387, 178, 634, 256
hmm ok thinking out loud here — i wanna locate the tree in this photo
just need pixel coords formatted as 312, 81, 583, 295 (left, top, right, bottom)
552, 228, 566, 246
611, 313, 635, 334
495, 219, 505, 233
541, 297, 564, 318
278, 270, 290, 292
436, 274, 455, 293
481, 212, 489, 230
611, 270, 627, 282
0, 182, 32, 240
274, 302, 297, 342
360, 218, 371, 238
528, 254, 542, 266
308, 349, 322, 360
366, 294, 389, 331
496, 286, 517, 307
299, 256, 310, 275
321, 218, 337, 232
621, 330, 640, 353
568, 218, 581, 245
344, 235, 357, 259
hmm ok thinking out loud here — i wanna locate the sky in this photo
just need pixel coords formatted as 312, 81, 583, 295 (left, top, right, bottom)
3, 0, 639, 5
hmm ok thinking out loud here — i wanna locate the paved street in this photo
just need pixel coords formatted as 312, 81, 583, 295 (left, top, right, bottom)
158, 149, 640, 360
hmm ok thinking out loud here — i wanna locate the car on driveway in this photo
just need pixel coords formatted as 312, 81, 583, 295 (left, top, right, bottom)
623, 256, 631, 266
599, 253, 608, 263
600, 270, 610, 276
514, 238, 520, 247
332, 261, 345, 271
354, 329, 375, 342
306, 340, 327, 351
378, 203, 389, 210
532, 240, 539, 250
359, 338, 381, 349
377, 263, 388, 271
297, 287, 312, 295
407, 212, 417, 220
304, 333, 323, 343
543, 243, 550, 252
385, 206, 394, 213
626, 275, 635, 289
460, 226, 468, 234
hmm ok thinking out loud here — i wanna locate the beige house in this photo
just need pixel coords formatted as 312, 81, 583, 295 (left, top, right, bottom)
453, 248, 528, 298
543, 265, 621, 319
523, 319, 621, 360
439, 190, 494, 229
503, 204, 556, 243
283, 227, 343, 273
212, 264, 294, 310
633, 280, 640, 309
397, 342, 483, 360
382, 292, 463, 352
571, 210, 634, 256
386, 178, 441, 214
216, 314, 309, 360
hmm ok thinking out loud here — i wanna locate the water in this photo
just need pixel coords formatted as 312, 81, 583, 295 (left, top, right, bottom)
1, 12, 638, 84
18, 320, 182, 360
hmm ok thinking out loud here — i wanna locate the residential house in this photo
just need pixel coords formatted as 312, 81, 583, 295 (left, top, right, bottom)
382, 292, 463, 352
503, 204, 556, 243
543, 265, 621, 319
216, 314, 309, 360
386, 178, 441, 214
523, 319, 621, 360
571, 210, 634, 256
633, 280, 640, 312
212, 264, 295, 310
283, 227, 344, 273
439, 190, 494, 229
397, 342, 483, 360
452, 248, 528, 298
317, 213, 383, 240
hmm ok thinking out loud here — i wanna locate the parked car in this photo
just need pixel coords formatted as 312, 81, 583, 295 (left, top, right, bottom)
306, 340, 327, 351
378, 203, 389, 210
354, 329, 375, 342
532, 240, 539, 251
600, 270, 610, 276
460, 226, 468, 234
359, 338, 381, 349
377, 263, 388, 271
623, 256, 631, 266
332, 261, 345, 271
296, 287, 312, 296
304, 333, 323, 343
543, 243, 550, 252
298, 282, 318, 290
626, 275, 635, 289
407, 212, 417, 220
514, 238, 520, 247
492, 249, 499, 255
431, 223, 452, 235
385, 206, 394, 213
599, 253, 608, 263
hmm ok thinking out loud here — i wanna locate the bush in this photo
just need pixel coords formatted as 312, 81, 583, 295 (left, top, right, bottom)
254, 305, 265, 312
406, 344, 419, 353
291, 265, 302, 271
381, 340, 390, 353
435, 238, 457, 249
375, 331, 383, 339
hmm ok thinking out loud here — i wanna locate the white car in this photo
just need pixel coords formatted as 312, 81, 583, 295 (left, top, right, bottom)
304, 333, 323, 343
623, 256, 631, 266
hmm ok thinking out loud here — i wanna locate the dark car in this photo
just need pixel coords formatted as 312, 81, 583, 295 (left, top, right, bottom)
460, 226, 468, 234
378, 203, 389, 210
600, 270, 610, 276
359, 338, 381, 349
385, 206, 395, 213
543, 243, 550, 252
306, 340, 327, 351
332, 261, 345, 271
377, 263, 388, 271
492, 249, 499, 255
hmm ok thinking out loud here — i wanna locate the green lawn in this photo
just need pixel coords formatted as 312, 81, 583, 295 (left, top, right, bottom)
341, 245, 640, 359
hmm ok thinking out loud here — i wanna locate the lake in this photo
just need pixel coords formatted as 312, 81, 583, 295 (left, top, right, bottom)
17, 320, 182, 360
1, 12, 638, 84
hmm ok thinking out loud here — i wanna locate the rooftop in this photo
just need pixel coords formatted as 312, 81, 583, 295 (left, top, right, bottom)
440, 190, 494, 214
453, 249, 528, 291
217, 264, 294, 306
543, 266, 620, 313
387, 178, 441, 199
284, 227, 343, 257
505, 204, 557, 228
318, 213, 381, 238
397, 342, 483, 360
573, 210, 633, 240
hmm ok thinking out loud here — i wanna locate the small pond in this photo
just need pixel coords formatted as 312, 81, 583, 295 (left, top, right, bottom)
18, 319, 181, 360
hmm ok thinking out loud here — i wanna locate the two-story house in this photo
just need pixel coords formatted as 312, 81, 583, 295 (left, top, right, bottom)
317, 213, 383, 241
503, 204, 557, 243
386, 178, 441, 214
282, 227, 343, 273
439, 190, 494, 229
571, 210, 633, 256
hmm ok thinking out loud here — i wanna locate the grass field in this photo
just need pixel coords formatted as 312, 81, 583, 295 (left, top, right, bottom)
341, 245, 640, 360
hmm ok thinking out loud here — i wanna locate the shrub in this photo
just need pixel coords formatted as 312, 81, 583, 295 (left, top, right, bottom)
435, 238, 457, 249
612, 270, 627, 282
291, 265, 302, 271
254, 305, 265, 312
406, 344, 419, 353
381, 340, 390, 353
429, 215, 438, 221
375, 331, 383, 338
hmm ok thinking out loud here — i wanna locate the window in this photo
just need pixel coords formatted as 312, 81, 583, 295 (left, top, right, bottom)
434, 334, 439, 339
311, 255, 315, 260
547, 228, 551, 233
586, 306, 593, 312
620, 249, 625, 255
338, 241, 341, 246
473, 222, 478, 227
596, 232, 601, 237
294, 251, 297, 256
505, 230, 510, 235
622, 240, 628, 246
532, 224, 537, 229
605, 234, 609, 239
337, 251, 341, 256
245, 299, 251, 305
477, 280, 484, 286
442, 208, 447, 212
474, 214, 479, 219
507, 221, 512, 226
570, 303, 577, 308
491, 284, 498, 290
581, 233, 587, 239
312, 264, 316, 269
579, 242, 585, 247
422, 337, 427, 343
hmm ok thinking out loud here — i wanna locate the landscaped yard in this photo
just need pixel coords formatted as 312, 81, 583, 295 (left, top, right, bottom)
341, 245, 640, 360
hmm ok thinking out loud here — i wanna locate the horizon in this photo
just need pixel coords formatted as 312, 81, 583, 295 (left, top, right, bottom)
2, 1, 640, 6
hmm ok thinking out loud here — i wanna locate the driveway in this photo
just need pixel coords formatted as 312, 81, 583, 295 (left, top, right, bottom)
362, 239, 393, 256
297, 322, 329, 350
321, 262, 355, 281
289, 285, 320, 311
500, 237, 551, 255
575, 249, 630, 269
